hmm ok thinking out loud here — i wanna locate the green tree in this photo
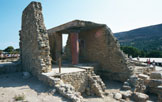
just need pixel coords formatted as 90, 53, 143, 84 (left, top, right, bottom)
15, 48, 20, 53
4, 46, 14, 54
121, 46, 141, 57
147, 51, 162, 58
140, 50, 146, 57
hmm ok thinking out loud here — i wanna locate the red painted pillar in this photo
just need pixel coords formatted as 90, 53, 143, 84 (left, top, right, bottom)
70, 32, 79, 65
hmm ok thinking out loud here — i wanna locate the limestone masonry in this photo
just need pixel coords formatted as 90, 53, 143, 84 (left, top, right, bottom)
17, 1, 135, 102
11, 1, 162, 102
20, 2, 52, 75
0, 1, 161, 102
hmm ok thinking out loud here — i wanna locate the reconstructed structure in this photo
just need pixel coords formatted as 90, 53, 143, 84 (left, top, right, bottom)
19, 1, 135, 102
48, 20, 133, 82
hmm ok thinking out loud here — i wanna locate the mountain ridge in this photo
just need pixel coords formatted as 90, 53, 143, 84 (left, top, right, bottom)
114, 23, 162, 51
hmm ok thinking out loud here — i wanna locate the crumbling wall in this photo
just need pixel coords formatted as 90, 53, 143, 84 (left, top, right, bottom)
78, 26, 133, 82
48, 32, 62, 63
48, 33, 56, 63
20, 2, 52, 75
47, 21, 132, 81
60, 71, 89, 93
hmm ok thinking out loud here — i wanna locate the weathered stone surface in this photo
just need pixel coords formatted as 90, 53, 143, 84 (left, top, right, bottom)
88, 75, 106, 97
132, 92, 149, 102
56, 82, 83, 102
20, 2, 52, 75
60, 69, 105, 97
148, 79, 162, 88
127, 75, 147, 92
60, 71, 88, 93
114, 93, 122, 100
120, 90, 132, 99
150, 71, 162, 79
122, 81, 131, 90
122, 85, 131, 90
138, 74, 150, 80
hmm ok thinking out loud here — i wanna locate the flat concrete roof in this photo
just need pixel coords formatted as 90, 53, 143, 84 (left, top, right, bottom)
47, 20, 106, 34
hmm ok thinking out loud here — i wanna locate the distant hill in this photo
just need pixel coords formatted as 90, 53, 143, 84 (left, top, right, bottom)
114, 24, 162, 51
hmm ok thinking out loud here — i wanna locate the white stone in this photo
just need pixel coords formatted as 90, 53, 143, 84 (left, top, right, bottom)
114, 93, 122, 100
138, 74, 150, 80
120, 90, 132, 99
133, 92, 149, 102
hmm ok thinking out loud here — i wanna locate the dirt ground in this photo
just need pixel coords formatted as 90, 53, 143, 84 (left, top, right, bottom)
0, 71, 158, 102
0, 72, 69, 102
0, 72, 120, 102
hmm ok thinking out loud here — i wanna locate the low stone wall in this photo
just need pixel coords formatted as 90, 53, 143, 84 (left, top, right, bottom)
60, 71, 89, 93
38, 67, 106, 102
59, 69, 106, 97
0, 62, 21, 74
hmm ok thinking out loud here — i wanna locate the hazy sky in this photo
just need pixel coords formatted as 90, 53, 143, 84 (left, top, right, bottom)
0, 0, 162, 49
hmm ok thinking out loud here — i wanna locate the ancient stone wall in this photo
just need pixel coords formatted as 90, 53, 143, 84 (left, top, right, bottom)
78, 26, 132, 81
48, 32, 62, 63
20, 2, 52, 75
60, 69, 106, 97
47, 20, 132, 82
60, 71, 89, 93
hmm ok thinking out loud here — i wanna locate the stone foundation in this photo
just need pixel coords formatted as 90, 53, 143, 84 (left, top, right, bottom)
39, 66, 106, 102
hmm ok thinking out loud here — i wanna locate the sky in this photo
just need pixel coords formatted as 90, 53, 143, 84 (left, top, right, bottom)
0, 0, 162, 49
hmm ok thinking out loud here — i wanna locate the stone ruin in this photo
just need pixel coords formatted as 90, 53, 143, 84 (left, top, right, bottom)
20, 2, 52, 75
17, 1, 136, 102
47, 19, 133, 82
0, 1, 155, 102
20, 1, 133, 82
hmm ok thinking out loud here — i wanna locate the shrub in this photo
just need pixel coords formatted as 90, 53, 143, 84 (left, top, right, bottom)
13, 94, 25, 101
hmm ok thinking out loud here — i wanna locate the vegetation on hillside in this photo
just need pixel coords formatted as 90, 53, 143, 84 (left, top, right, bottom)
121, 46, 162, 58
115, 23, 162, 51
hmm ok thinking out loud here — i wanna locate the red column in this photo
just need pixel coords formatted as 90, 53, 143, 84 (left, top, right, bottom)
70, 32, 79, 65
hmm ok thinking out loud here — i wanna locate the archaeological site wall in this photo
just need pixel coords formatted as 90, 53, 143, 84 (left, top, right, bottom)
20, 2, 52, 75
78, 26, 133, 81
48, 21, 133, 82
20, 1, 132, 82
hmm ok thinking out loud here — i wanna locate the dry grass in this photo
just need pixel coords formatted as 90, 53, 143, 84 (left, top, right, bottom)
13, 94, 25, 101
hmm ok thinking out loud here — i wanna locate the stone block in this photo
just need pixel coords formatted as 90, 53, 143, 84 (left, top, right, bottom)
122, 85, 131, 90
150, 71, 162, 79
132, 92, 149, 102
120, 90, 132, 99
149, 79, 162, 88
114, 93, 122, 100
138, 74, 150, 80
